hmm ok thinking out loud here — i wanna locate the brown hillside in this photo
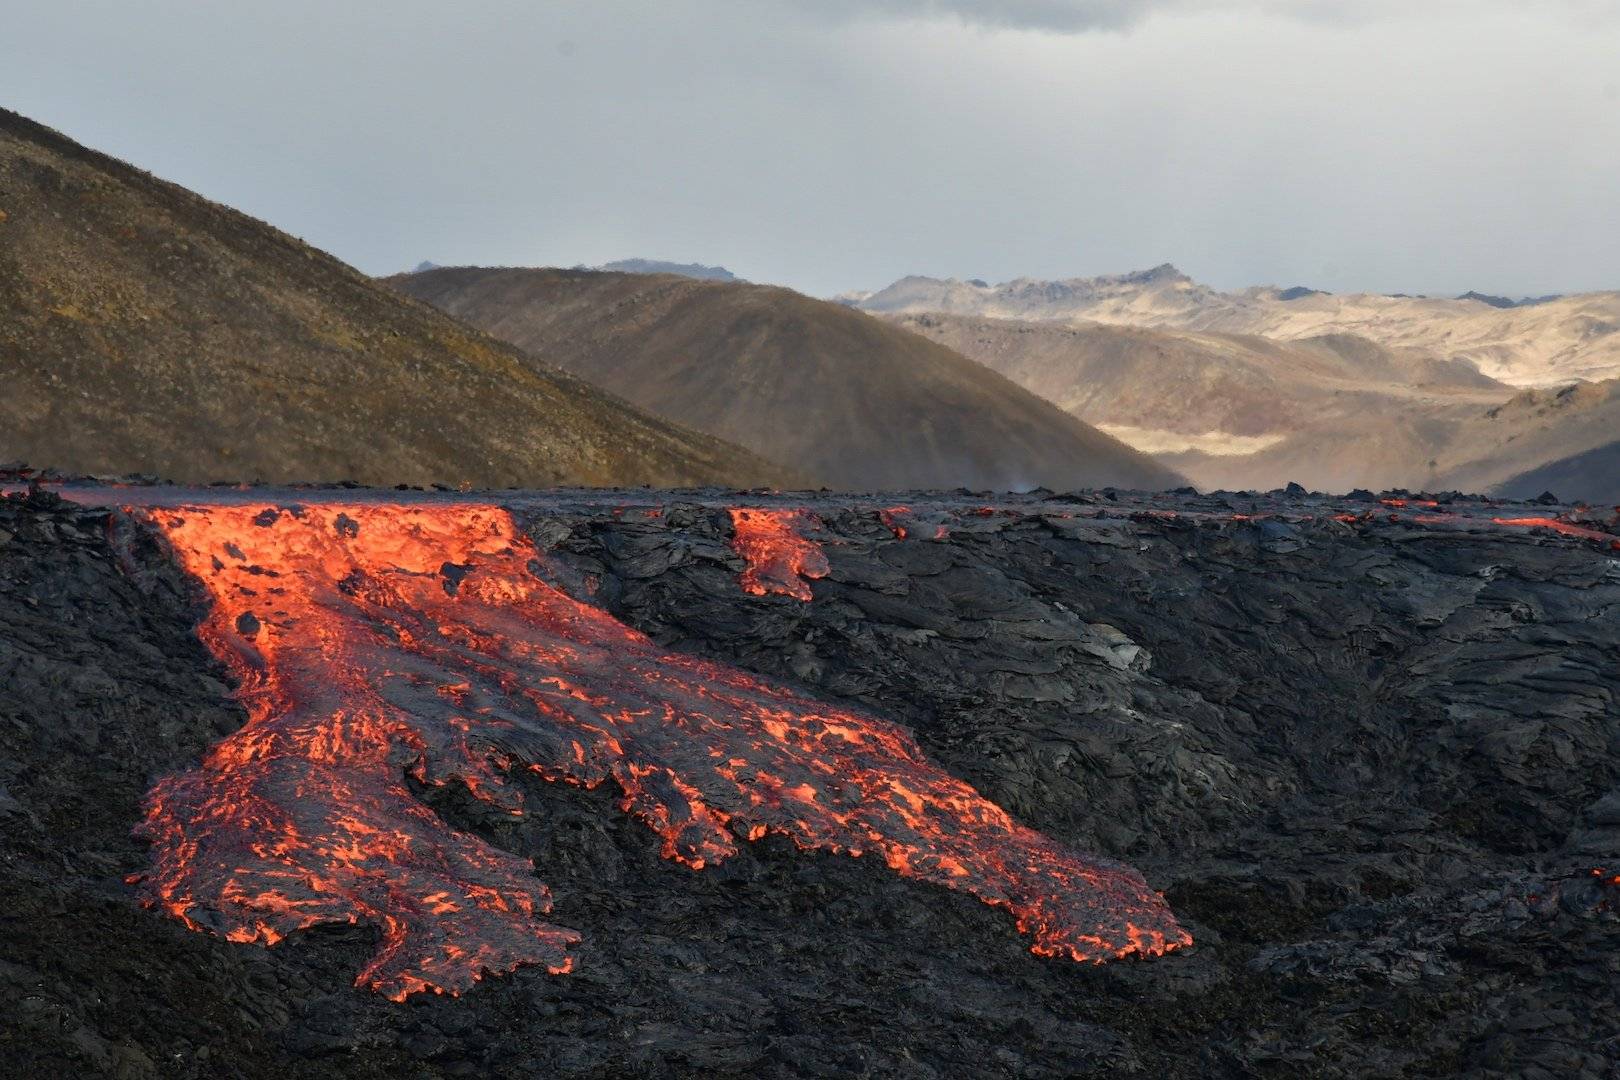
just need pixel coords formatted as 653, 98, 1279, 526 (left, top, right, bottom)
888, 312, 1503, 441
1492, 439, 1620, 504
1157, 378, 1620, 498
1439, 380, 1620, 498
0, 109, 791, 488
386, 267, 1182, 492
887, 311, 1510, 491
854, 267, 1620, 387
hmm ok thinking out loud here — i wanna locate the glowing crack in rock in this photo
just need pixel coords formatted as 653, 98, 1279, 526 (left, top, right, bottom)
130, 503, 1190, 1000
727, 507, 830, 600
879, 506, 951, 541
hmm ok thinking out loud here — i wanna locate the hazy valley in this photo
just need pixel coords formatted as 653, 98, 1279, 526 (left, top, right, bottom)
852, 268, 1620, 501
850, 266, 1620, 387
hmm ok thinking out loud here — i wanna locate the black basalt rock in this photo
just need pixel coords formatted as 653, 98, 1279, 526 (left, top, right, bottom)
1, 487, 1616, 1078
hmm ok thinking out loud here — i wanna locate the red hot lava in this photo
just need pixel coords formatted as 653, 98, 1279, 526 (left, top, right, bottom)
879, 506, 912, 539
879, 506, 950, 541
130, 503, 1188, 1000
728, 508, 830, 600
1492, 516, 1620, 550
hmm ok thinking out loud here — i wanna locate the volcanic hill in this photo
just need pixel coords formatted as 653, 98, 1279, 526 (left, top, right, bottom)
386, 266, 1182, 492
0, 110, 791, 489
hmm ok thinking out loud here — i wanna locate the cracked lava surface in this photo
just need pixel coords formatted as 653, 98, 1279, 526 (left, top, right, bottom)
128, 501, 1189, 1000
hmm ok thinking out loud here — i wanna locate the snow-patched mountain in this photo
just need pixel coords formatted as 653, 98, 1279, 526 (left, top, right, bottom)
852, 267, 1620, 388
878, 281, 1620, 499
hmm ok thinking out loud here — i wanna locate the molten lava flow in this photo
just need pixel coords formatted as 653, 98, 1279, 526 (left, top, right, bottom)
728, 508, 830, 600
130, 505, 581, 1001
1492, 516, 1620, 549
131, 503, 1188, 1000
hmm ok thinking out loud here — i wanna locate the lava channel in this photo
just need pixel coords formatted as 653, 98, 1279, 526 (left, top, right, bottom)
130, 502, 1189, 1000
1491, 516, 1620, 549
728, 507, 830, 600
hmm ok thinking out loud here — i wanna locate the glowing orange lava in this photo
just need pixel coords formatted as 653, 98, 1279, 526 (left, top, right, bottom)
130, 503, 1188, 1000
877, 506, 952, 541
728, 508, 830, 600
1491, 516, 1620, 549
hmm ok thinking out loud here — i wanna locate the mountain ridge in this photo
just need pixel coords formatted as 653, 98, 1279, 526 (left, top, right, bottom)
386, 266, 1184, 492
853, 267, 1620, 387
0, 109, 793, 489
596, 258, 737, 282
885, 310, 1515, 492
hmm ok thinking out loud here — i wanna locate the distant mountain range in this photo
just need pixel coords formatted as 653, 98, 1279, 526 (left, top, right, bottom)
387, 266, 1181, 492
405, 258, 740, 283
595, 259, 738, 282
11, 102, 1608, 500
1455, 290, 1563, 310
843, 264, 1213, 324
886, 312, 1506, 492
872, 271, 1620, 499
0, 110, 792, 489
847, 266, 1620, 387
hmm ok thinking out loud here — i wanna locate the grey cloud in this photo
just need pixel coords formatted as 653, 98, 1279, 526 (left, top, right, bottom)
776, 0, 1172, 32
3, 0, 1616, 298
777, 0, 1617, 34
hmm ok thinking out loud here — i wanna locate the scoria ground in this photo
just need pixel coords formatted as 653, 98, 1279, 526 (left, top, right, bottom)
1, 481, 1616, 1078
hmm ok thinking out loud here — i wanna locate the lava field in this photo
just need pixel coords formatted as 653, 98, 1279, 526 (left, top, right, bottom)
2, 481, 1617, 1078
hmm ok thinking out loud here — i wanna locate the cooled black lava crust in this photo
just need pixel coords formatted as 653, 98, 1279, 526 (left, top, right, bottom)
1, 485, 1616, 1078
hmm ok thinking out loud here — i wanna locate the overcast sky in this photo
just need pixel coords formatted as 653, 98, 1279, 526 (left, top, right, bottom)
5, 1, 1619, 297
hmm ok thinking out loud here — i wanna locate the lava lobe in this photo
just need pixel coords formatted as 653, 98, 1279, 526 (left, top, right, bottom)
728, 507, 830, 599
131, 503, 1188, 1000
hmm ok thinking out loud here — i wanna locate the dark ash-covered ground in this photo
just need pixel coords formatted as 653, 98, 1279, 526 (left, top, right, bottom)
1, 483, 1617, 1078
